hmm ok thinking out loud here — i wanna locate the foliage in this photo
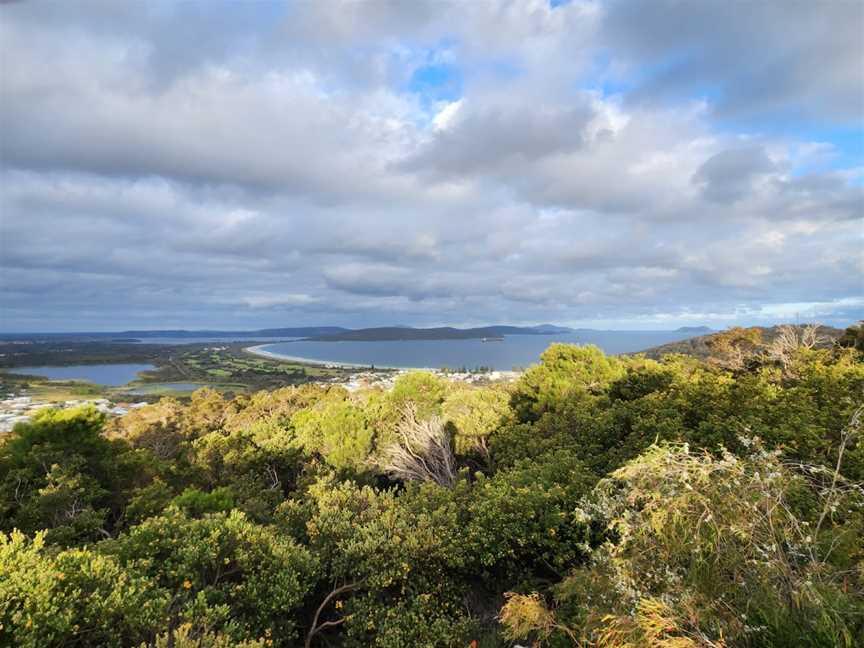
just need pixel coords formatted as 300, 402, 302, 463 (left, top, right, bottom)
292, 395, 376, 472
0, 406, 128, 544
442, 384, 511, 457
463, 451, 596, 580
2, 339, 862, 647
142, 624, 269, 648
838, 321, 864, 352
0, 530, 167, 648
511, 344, 624, 421
705, 326, 764, 371
283, 478, 474, 647
389, 371, 446, 419
503, 441, 864, 647
104, 508, 316, 643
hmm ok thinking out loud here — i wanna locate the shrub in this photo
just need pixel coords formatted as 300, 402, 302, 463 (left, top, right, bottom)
0, 530, 168, 648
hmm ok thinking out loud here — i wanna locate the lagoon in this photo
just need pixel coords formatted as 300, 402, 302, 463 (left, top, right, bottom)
6, 364, 156, 386
253, 331, 698, 371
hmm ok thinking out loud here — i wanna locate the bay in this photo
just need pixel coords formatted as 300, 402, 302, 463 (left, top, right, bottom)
253, 331, 697, 371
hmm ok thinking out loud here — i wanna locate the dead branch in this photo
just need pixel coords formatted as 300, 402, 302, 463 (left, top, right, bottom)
304, 581, 362, 648
375, 404, 456, 487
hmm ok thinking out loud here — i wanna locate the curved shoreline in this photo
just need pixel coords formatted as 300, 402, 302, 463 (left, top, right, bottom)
245, 344, 411, 370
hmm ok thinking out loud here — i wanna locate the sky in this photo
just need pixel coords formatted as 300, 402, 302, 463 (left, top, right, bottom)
0, 0, 862, 332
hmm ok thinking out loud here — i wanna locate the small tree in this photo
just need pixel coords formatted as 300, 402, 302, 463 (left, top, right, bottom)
442, 385, 510, 457
838, 321, 864, 352
705, 326, 763, 372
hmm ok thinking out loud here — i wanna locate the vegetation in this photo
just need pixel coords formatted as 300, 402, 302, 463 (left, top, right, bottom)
1, 335, 862, 647
640, 324, 843, 361
0, 341, 358, 398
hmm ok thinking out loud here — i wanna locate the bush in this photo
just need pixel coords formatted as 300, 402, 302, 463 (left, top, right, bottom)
104, 509, 316, 644
0, 530, 168, 648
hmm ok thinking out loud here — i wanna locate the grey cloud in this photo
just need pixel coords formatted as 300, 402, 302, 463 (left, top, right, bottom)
0, 0, 860, 331
601, 0, 864, 124
400, 98, 595, 177
0, 19, 423, 202
323, 264, 488, 301
693, 147, 776, 203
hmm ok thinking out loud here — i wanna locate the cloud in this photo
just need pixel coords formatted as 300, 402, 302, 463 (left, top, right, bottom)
692, 146, 776, 203
400, 94, 596, 177
0, 0, 861, 331
600, 0, 864, 125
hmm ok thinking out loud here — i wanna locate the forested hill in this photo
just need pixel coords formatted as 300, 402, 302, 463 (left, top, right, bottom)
638, 323, 845, 359
304, 325, 575, 341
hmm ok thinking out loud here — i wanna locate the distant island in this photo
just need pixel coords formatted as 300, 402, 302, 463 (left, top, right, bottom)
303, 325, 577, 342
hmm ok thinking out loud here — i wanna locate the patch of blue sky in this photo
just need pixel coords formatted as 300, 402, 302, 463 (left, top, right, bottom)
710, 118, 863, 178
583, 49, 716, 102
587, 49, 862, 179
475, 58, 523, 83
778, 127, 861, 174
406, 62, 463, 105
580, 52, 630, 97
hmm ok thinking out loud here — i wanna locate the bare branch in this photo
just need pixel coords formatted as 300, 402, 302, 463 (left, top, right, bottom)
304, 581, 362, 648
763, 323, 827, 375
375, 404, 456, 487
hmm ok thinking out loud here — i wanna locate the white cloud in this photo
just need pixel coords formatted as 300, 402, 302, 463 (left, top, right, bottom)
0, 0, 860, 331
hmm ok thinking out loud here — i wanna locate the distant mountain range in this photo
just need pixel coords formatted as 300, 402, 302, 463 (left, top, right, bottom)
0, 324, 714, 343
302, 325, 715, 342
0, 327, 348, 342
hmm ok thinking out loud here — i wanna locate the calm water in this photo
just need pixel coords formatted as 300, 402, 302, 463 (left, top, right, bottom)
255, 331, 698, 371
7, 364, 155, 386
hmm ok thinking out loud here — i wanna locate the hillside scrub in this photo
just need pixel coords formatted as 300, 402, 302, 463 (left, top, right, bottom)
1, 341, 862, 646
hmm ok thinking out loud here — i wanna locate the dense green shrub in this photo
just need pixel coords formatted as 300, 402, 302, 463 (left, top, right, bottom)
0, 530, 168, 648
104, 508, 316, 644
2, 342, 861, 646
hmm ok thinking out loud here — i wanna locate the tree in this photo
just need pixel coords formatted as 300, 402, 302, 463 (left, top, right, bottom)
0, 407, 126, 544
282, 478, 473, 648
104, 508, 316, 644
108, 398, 187, 460
705, 326, 763, 371
292, 398, 376, 473
838, 321, 864, 352
502, 441, 864, 647
511, 344, 624, 421
442, 385, 511, 458
762, 323, 826, 376
389, 371, 446, 419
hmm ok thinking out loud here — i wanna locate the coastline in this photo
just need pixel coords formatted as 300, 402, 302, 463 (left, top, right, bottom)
245, 343, 411, 370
